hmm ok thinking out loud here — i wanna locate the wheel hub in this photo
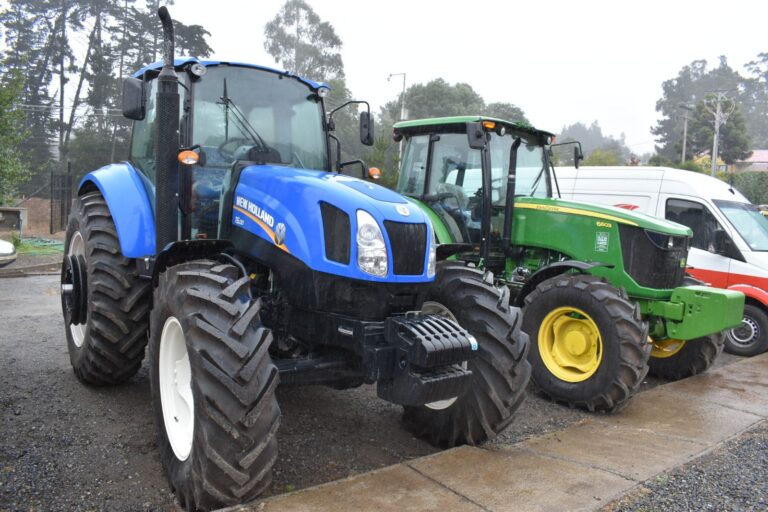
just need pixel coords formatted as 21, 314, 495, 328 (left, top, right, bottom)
539, 307, 602, 383
650, 337, 686, 358
61, 254, 88, 325
729, 316, 759, 346
159, 316, 194, 461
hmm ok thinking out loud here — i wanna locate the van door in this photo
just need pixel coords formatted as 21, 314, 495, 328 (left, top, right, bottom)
663, 196, 732, 288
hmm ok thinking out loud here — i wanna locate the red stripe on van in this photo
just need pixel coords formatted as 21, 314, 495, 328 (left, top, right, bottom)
687, 268, 768, 305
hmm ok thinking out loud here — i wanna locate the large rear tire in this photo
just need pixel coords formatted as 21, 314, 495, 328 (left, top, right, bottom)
649, 332, 724, 380
62, 190, 150, 385
725, 303, 768, 357
149, 260, 280, 511
403, 262, 531, 447
523, 274, 650, 412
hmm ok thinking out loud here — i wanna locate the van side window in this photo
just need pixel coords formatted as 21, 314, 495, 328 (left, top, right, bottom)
666, 198, 722, 252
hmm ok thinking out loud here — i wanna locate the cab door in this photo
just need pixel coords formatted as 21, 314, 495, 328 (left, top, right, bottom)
663, 196, 733, 288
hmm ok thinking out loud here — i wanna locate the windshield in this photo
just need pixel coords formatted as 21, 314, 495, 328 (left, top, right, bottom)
714, 200, 768, 251
396, 129, 545, 246
192, 65, 327, 170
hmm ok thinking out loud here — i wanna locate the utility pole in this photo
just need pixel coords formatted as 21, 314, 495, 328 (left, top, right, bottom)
679, 103, 695, 164
388, 72, 407, 160
703, 91, 735, 176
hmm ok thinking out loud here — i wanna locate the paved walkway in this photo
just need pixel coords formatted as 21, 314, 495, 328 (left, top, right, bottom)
230, 353, 768, 512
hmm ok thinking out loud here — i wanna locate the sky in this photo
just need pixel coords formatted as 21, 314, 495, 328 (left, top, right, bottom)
174, 1, 763, 154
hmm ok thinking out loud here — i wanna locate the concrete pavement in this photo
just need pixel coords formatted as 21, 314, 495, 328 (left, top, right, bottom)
231, 353, 768, 512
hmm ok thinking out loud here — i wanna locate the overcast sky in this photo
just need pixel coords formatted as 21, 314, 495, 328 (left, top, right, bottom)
175, 0, 765, 154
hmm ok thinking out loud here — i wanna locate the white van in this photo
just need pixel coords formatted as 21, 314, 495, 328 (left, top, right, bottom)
555, 166, 768, 356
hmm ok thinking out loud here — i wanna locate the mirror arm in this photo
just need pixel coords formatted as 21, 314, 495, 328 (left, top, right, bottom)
329, 134, 342, 172
327, 100, 371, 129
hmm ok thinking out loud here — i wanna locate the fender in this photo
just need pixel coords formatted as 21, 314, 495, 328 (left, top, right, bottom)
512, 260, 613, 307
727, 284, 768, 307
79, 162, 156, 258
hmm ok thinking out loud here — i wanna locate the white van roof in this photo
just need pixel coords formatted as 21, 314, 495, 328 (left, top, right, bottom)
554, 166, 750, 204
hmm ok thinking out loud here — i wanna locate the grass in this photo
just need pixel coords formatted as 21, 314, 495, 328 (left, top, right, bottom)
10, 233, 64, 256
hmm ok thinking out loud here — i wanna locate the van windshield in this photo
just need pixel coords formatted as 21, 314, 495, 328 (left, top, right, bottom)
714, 200, 768, 251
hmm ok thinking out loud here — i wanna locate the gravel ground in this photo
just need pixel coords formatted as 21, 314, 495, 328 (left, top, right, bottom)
0, 274, 744, 511
604, 420, 768, 512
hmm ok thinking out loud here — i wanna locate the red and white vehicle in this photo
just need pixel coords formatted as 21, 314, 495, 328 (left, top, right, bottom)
556, 166, 768, 356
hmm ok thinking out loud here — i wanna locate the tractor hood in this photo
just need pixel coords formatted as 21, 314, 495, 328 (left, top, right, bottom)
516, 197, 693, 237
232, 165, 433, 283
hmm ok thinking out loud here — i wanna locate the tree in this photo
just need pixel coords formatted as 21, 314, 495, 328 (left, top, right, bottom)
264, 0, 344, 81
382, 79, 485, 122
652, 57, 744, 160
485, 102, 528, 123
743, 52, 768, 148
688, 97, 752, 164
0, 73, 30, 203
582, 148, 621, 166
557, 121, 630, 164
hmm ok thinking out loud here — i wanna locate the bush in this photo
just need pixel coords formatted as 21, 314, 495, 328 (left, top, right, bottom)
731, 172, 768, 205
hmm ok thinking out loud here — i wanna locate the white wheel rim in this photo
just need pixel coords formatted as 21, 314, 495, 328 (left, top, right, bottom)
68, 231, 86, 347
728, 316, 759, 346
422, 301, 463, 411
159, 316, 194, 461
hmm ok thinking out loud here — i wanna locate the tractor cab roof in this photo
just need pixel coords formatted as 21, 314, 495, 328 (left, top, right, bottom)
131, 57, 330, 91
393, 116, 555, 140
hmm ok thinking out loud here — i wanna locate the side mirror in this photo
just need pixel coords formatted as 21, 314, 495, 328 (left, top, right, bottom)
574, 145, 584, 169
467, 122, 486, 149
122, 77, 146, 120
360, 111, 374, 146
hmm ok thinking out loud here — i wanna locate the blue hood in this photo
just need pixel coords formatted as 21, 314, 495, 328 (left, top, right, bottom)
233, 165, 433, 283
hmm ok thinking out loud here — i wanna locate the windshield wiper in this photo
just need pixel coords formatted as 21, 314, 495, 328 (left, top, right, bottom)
218, 79, 269, 153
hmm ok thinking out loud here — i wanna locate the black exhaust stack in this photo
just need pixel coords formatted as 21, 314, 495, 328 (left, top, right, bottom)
502, 137, 522, 256
154, 6, 180, 251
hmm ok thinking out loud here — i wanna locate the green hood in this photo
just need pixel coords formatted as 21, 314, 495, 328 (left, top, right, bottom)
516, 197, 692, 237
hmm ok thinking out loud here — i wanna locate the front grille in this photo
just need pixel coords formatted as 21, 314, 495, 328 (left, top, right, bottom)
320, 202, 350, 264
619, 225, 688, 289
384, 221, 427, 275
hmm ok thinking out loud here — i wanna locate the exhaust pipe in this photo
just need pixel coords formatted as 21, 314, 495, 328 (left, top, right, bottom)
154, 6, 180, 251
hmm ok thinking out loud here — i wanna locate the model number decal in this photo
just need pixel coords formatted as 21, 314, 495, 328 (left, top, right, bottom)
596, 221, 612, 228
235, 196, 275, 228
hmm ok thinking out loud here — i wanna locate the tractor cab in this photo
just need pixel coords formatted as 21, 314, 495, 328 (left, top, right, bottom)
125, 58, 369, 241
395, 116, 554, 272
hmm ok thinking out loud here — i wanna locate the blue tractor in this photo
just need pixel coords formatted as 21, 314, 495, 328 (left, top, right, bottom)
59, 8, 530, 510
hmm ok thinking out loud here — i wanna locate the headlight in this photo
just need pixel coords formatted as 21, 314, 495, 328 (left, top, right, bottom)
427, 230, 436, 278
356, 210, 388, 277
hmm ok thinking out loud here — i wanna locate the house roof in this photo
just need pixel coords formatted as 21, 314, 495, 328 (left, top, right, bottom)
742, 150, 768, 163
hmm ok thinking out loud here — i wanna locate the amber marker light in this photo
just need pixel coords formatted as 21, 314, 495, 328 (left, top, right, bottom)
481, 120, 496, 130
368, 167, 382, 180
178, 150, 199, 165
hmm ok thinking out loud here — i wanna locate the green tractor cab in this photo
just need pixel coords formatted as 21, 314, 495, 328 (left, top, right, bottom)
393, 115, 744, 412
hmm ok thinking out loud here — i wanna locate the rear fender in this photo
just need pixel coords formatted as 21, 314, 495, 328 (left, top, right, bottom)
79, 162, 156, 258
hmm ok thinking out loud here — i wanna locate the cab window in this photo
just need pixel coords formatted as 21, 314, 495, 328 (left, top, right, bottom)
665, 198, 723, 252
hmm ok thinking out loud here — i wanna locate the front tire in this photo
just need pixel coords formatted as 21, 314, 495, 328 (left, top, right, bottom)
403, 263, 531, 446
648, 333, 724, 380
62, 190, 150, 385
149, 261, 280, 511
523, 274, 650, 412
725, 304, 768, 356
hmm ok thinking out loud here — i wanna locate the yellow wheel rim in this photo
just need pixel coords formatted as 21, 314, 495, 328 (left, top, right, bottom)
650, 337, 686, 359
538, 306, 603, 383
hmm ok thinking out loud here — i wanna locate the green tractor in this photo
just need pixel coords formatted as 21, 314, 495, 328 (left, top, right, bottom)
392, 116, 744, 412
